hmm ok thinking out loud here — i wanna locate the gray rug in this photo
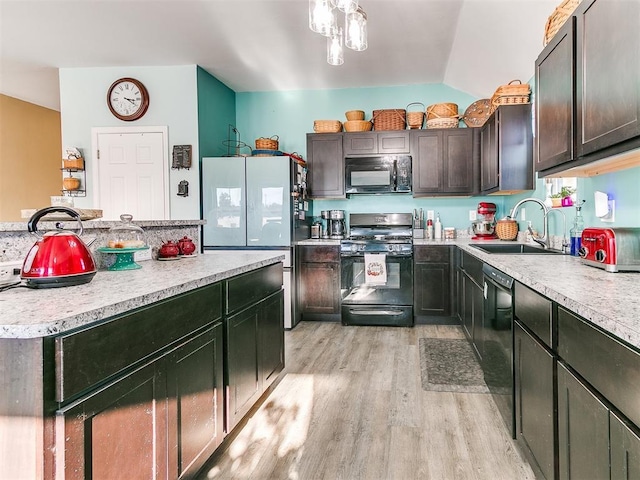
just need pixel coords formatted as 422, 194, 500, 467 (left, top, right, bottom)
419, 338, 489, 393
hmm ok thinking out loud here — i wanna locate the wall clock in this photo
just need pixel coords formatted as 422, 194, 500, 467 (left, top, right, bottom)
107, 77, 149, 121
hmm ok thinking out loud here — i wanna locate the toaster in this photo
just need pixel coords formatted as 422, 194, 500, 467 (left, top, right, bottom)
579, 227, 640, 272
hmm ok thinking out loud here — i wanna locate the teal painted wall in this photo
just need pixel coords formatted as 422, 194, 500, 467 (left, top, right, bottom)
235, 80, 640, 231
197, 67, 236, 158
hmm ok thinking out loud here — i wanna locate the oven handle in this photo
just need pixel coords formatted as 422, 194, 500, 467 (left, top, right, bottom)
346, 308, 406, 316
392, 159, 398, 191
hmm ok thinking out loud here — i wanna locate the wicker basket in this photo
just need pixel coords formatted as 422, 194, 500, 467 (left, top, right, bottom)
426, 117, 459, 129
496, 219, 518, 240
344, 120, 373, 132
406, 102, 425, 129
372, 109, 406, 131
544, 0, 581, 46
426, 103, 459, 120
63, 177, 81, 191
255, 136, 279, 150
63, 157, 84, 170
313, 120, 343, 133
345, 110, 365, 121
490, 80, 531, 112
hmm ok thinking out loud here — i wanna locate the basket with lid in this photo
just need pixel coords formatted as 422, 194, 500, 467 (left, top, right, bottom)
372, 109, 406, 131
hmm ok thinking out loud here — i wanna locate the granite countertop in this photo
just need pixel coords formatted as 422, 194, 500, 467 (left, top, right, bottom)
452, 241, 640, 350
0, 252, 284, 339
0, 219, 205, 232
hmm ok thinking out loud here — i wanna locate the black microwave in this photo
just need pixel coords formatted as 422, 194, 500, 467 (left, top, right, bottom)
345, 155, 412, 194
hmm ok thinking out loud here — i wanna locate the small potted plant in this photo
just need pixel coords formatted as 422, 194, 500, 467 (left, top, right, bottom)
549, 186, 575, 207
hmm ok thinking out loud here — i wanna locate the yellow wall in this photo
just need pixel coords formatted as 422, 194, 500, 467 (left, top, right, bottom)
0, 94, 62, 221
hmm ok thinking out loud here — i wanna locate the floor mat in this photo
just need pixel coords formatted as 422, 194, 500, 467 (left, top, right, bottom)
419, 338, 489, 393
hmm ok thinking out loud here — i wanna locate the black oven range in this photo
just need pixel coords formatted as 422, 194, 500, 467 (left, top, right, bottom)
340, 213, 414, 327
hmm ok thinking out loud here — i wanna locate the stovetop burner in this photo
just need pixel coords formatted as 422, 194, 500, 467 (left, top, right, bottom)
341, 213, 414, 256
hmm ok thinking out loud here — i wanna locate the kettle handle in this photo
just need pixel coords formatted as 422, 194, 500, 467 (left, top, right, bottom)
28, 207, 83, 237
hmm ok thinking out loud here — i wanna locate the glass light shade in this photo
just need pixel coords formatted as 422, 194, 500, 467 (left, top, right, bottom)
345, 7, 367, 51
330, 0, 358, 13
309, 0, 337, 36
327, 27, 344, 65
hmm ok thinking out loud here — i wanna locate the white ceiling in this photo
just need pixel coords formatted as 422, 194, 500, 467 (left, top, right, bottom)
0, 0, 557, 111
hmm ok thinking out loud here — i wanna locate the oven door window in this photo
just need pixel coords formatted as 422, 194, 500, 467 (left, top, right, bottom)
341, 256, 412, 305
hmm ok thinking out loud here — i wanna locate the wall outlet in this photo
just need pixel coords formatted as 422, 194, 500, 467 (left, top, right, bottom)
134, 249, 152, 262
427, 210, 435, 220
520, 208, 526, 221
469, 210, 477, 221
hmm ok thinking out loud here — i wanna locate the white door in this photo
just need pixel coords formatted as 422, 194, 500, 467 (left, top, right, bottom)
94, 130, 167, 220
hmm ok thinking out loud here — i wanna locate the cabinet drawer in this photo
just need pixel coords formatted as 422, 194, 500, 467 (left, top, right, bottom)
56, 283, 222, 403
415, 245, 450, 263
226, 262, 283, 315
558, 307, 640, 428
514, 282, 553, 348
461, 251, 483, 286
300, 245, 339, 263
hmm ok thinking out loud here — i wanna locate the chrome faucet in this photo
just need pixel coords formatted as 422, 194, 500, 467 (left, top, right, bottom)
508, 197, 551, 249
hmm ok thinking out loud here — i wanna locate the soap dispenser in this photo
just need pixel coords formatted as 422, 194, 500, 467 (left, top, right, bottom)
434, 213, 442, 240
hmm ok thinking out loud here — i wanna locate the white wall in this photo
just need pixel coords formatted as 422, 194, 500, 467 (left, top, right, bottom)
59, 65, 200, 220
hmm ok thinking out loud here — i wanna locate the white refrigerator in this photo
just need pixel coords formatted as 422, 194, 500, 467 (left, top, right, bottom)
201, 155, 310, 328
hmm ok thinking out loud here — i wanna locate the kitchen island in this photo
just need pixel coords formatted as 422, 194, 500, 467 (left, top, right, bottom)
0, 251, 285, 480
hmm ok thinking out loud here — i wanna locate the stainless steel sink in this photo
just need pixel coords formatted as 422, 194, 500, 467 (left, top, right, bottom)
471, 244, 564, 255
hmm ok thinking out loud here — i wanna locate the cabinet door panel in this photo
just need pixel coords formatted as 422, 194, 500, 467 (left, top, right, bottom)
414, 263, 450, 317
411, 131, 442, 193
167, 324, 224, 479
577, 0, 640, 156
260, 290, 285, 388
480, 115, 498, 192
343, 132, 377, 155
443, 130, 474, 193
378, 131, 410, 153
557, 362, 610, 480
610, 412, 640, 480
535, 17, 575, 170
57, 361, 167, 480
515, 323, 555, 480
226, 307, 260, 431
307, 134, 345, 198
299, 262, 340, 314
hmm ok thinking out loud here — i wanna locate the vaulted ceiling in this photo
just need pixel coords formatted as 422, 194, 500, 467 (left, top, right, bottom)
0, 0, 558, 111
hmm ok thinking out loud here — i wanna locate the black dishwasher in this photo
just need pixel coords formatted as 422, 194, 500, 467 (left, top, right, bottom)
482, 263, 515, 438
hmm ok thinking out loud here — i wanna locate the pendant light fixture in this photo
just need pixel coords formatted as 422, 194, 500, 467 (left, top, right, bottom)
331, 0, 358, 13
310, 0, 368, 65
345, 6, 367, 51
327, 27, 344, 66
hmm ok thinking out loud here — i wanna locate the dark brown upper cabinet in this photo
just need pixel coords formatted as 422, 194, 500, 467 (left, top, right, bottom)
480, 104, 533, 195
411, 128, 478, 196
536, 0, 640, 177
306, 133, 345, 199
343, 131, 410, 156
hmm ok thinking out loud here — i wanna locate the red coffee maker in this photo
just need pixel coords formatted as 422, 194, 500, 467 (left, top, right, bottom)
472, 202, 498, 240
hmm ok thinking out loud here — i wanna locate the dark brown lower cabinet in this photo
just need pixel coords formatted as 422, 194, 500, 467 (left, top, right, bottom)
167, 324, 224, 479
57, 324, 225, 480
557, 362, 609, 480
57, 352, 169, 480
226, 290, 285, 432
298, 245, 341, 320
515, 322, 555, 480
610, 412, 640, 480
413, 246, 452, 319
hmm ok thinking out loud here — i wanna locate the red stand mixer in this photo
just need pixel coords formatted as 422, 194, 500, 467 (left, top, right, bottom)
472, 202, 498, 240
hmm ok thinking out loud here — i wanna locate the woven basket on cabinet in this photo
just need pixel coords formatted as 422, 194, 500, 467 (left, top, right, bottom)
313, 120, 343, 133
372, 109, 406, 131
544, 0, 581, 46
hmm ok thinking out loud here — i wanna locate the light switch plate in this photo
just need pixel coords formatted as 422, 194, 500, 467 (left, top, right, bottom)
427, 210, 434, 220
469, 210, 477, 221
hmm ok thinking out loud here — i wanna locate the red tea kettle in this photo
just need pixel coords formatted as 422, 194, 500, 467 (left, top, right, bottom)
21, 207, 97, 288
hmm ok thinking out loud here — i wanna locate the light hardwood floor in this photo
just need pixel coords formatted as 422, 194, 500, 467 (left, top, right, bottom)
200, 322, 536, 480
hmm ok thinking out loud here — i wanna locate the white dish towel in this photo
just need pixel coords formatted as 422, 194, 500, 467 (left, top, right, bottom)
364, 253, 387, 285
